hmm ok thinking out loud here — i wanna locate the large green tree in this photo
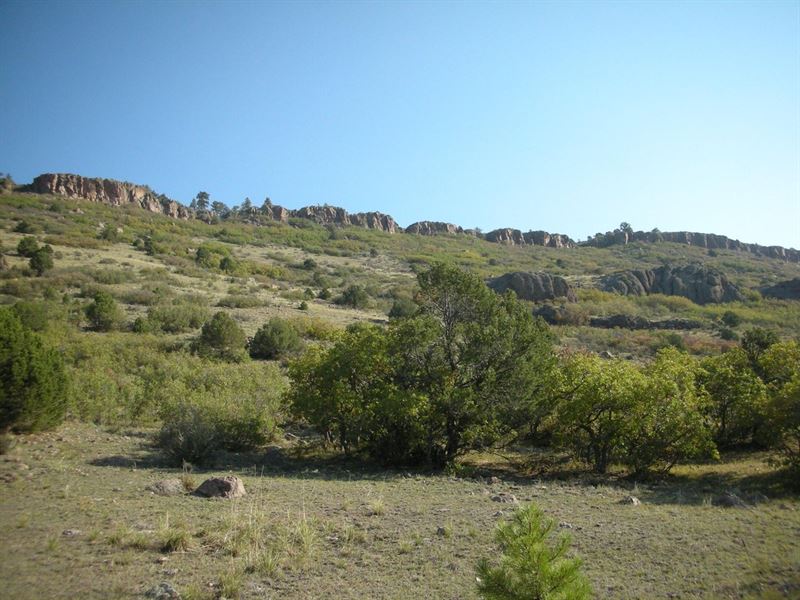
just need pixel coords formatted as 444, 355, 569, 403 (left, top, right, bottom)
289, 264, 556, 466
0, 309, 68, 433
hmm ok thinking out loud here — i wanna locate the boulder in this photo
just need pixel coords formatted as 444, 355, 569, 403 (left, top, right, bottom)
760, 278, 800, 300
146, 479, 186, 497
194, 476, 246, 499
600, 264, 745, 304
488, 272, 577, 303
484, 228, 575, 247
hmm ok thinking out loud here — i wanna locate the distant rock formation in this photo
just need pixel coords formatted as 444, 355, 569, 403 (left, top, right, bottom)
292, 205, 396, 233
405, 221, 465, 235
589, 314, 703, 330
32, 173, 191, 219
585, 227, 800, 262
600, 264, 745, 304
488, 272, 577, 303
484, 228, 575, 248
760, 278, 800, 300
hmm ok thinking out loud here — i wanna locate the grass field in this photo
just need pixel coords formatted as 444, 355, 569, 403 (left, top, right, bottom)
1, 424, 798, 599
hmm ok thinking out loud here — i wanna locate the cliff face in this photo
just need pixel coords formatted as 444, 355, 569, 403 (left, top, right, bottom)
292, 205, 397, 233
405, 221, 465, 235
32, 173, 191, 219
586, 228, 800, 262
484, 228, 576, 248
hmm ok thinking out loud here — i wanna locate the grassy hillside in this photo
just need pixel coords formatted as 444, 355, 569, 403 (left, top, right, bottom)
1, 191, 799, 599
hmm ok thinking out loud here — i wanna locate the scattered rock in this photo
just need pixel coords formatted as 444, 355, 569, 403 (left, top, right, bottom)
493, 511, 506, 517
491, 493, 519, 504
144, 582, 180, 599
146, 479, 185, 497
619, 496, 641, 506
194, 476, 246, 499
558, 521, 573, 529
488, 476, 502, 485
62, 529, 81, 537
436, 526, 447, 536
599, 350, 614, 359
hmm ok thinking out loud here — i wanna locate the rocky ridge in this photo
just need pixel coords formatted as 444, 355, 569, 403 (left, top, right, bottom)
586, 228, 799, 262
32, 173, 191, 220
484, 228, 576, 248
26, 173, 799, 261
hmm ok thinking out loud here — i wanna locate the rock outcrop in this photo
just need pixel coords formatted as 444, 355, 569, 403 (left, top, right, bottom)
588, 314, 703, 330
760, 278, 800, 301
32, 173, 191, 219
600, 264, 745, 304
405, 221, 464, 235
484, 228, 575, 248
488, 272, 577, 303
291, 205, 397, 233
585, 228, 800, 262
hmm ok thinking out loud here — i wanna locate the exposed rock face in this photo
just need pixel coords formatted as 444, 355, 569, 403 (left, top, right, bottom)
488, 272, 577, 303
194, 476, 246, 499
588, 314, 703, 330
32, 173, 191, 219
760, 278, 800, 300
485, 228, 575, 248
600, 264, 745, 304
585, 228, 800, 262
293, 205, 397, 233
405, 221, 464, 235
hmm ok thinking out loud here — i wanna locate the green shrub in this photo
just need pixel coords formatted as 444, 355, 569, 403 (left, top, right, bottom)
156, 362, 285, 464
387, 297, 417, 319
0, 309, 68, 433
555, 349, 716, 474
761, 342, 800, 474
146, 303, 209, 333
476, 503, 591, 600
194, 311, 247, 361
317, 287, 331, 300
336, 284, 369, 309
157, 400, 220, 465
721, 310, 742, 327
14, 220, 36, 234
85, 290, 123, 331
216, 294, 263, 309
29, 246, 54, 276
699, 348, 767, 447
249, 318, 303, 360
17, 236, 40, 258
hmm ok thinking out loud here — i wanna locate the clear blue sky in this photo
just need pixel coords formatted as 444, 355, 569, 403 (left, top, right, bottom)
1, 1, 798, 247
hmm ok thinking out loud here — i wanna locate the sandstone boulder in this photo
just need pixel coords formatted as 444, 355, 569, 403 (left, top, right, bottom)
488, 272, 577, 303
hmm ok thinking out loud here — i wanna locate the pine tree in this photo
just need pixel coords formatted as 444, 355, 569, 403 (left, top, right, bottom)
477, 504, 591, 600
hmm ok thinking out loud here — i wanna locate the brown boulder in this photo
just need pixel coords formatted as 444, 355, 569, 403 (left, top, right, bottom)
194, 476, 246, 499
488, 272, 577, 303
